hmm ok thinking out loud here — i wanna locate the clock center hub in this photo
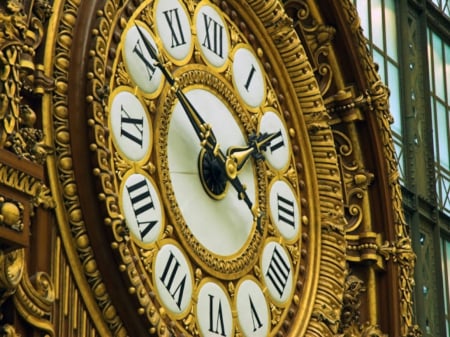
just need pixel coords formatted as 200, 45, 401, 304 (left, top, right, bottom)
198, 149, 228, 200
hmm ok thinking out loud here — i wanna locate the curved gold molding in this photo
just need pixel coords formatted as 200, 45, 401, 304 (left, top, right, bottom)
239, 0, 347, 335
42, 0, 126, 335
14, 269, 55, 337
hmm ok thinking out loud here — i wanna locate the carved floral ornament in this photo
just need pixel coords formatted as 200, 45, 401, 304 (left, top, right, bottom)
0, 0, 56, 336
0, 0, 54, 163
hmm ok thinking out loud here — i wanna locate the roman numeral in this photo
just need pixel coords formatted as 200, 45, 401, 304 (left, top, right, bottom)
265, 246, 290, 298
163, 8, 187, 48
244, 65, 256, 92
202, 13, 224, 58
277, 194, 296, 228
159, 251, 187, 310
269, 130, 285, 153
126, 178, 158, 240
249, 296, 263, 332
120, 105, 144, 146
209, 294, 226, 336
133, 39, 157, 81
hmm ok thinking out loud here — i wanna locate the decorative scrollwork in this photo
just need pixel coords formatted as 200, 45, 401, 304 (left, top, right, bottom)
336, 274, 388, 337
0, 0, 54, 163
284, 0, 335, 96
0, 249, 24, 307
14, 270, 55, 337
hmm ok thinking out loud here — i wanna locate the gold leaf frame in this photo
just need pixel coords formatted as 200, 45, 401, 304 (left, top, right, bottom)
42, 0, 366, 335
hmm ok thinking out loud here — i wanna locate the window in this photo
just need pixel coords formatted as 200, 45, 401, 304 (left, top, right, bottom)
431, 0, 450, 18
428, 29, 450, 215
354, 0, 404, 180
354, 0, 450, 335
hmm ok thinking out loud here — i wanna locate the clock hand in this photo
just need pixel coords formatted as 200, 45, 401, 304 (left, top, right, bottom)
228, 172, 264, 233
224, 132, 279, 179
134, 24, 263, 232
134, 24, 217, 152
200, 148, 264, 233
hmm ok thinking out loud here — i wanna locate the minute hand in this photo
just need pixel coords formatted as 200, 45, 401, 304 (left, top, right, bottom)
134, 24, 216, 150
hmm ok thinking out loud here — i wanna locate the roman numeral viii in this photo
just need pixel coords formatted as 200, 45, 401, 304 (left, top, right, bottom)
126, 178, 158, 240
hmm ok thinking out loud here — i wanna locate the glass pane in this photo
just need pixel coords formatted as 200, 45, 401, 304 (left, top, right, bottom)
442, 239, 448, 315
388, 61, 401, 134
385, 0, 398, 61
431, 98, 438, 160
446, 43, 450, 102
371, 0, 384, 49
373, 49, 386, 83
394, 139, 404, 180
437, 102, 449, 167
443, 177, 450, 213
356, 0, 370, 39
433, 32, 445, 99
428, 29, 434, 89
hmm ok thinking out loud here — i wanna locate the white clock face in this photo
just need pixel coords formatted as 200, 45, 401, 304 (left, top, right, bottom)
102, 0, 310, 335
269, 179, 301, 241
195, 4, 230, 69
122, 24, 164, 95
232, 46, 266, 109
236, 279, 270, 337
155, 0, 193, 63
167, 88, 256, 256
121, 173, 163, 245
109, 89, 152, 162
196, 280, 234, 337
154, 242, 193, 317
259, 110, 291, 171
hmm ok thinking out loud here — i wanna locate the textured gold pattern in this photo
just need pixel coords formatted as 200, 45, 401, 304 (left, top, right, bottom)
27, 0, 418, 336
45, 0, 127, 334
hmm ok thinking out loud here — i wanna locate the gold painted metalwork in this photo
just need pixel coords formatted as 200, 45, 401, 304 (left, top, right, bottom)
49, 0, 330, 335
0, 0, 54, 162
0, 197, 24, 232
285, 0, 419, 336
42, 0, 127, 333
37, 0, 417, 336
14, 269, 55, 336
0, 162, 54, 210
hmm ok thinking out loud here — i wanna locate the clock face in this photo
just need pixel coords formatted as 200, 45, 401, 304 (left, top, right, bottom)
91, 0, 316, 335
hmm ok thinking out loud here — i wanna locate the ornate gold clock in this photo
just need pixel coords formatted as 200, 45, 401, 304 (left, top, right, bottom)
86, 0, 320, 335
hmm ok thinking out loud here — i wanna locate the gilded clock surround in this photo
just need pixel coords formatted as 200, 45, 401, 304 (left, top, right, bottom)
87, 0, 315, 335
0, 0, 421, 336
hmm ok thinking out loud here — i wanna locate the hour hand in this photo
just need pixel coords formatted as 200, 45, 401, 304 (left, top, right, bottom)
225, 132, 279, 178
